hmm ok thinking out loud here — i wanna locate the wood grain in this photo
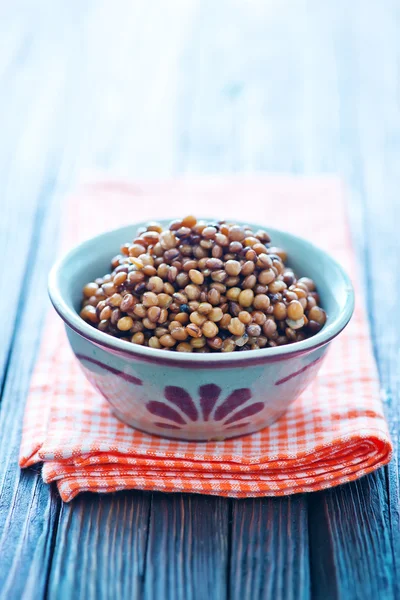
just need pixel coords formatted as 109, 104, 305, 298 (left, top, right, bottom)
230, 497, 310, 600
47, 492, 151, 600
0, 1, 399, 598
144, 495, 230, 600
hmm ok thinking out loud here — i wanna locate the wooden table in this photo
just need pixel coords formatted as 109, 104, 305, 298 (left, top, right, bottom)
0, 2, 398, 598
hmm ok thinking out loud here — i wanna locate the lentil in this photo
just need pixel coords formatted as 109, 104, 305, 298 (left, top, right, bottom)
80, 218, 326, 351
208, 307, 223, 322
190, 336, 207, 348
131, 332, 145, 345
308, 306, 327, 325
159, 334, 176, 348
228, 318, 245, 336
238, 289, 254, 307
238, 311, 252, 325
273, 302, 287, 320
80, 305, 98, 323
117, 316, 134, 331
225, 260, 241, 276
176, 342, 193, 352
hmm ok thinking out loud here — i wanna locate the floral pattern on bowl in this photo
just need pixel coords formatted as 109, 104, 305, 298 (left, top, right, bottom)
146, 384, 265, 436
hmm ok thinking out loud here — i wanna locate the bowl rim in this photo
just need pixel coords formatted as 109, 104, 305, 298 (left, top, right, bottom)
48, 222, 355, 366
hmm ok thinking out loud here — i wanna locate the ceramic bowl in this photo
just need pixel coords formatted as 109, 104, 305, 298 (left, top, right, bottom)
48, 220, 354, 441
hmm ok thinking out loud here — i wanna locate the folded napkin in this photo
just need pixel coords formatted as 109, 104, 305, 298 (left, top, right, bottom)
19, 176, 392, 501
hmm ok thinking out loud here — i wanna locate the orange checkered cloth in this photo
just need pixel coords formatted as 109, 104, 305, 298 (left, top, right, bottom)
19, 177, 392, 502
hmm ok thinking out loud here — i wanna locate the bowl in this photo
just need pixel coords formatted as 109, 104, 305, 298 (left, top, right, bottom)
48, 219, 354, 441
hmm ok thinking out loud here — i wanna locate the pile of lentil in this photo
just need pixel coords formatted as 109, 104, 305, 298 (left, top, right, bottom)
80, 217, 327, 353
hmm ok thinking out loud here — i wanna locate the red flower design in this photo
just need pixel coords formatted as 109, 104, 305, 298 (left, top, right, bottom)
146, 385, 264, 433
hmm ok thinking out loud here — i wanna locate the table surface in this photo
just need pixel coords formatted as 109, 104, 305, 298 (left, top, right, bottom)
0, 2, 399, 599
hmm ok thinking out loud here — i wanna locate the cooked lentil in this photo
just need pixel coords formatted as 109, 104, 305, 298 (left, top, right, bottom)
80, 217, 327, 352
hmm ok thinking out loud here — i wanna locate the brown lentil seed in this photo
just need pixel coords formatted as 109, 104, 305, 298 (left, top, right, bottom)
181, 215, 197, 228
190, 311, 208, 327
222, 339, 236, 352
229, 301, 241, 317
109, 293, 123, 307
110, 309, 122, 325
147, 306, 161, 322
131, 321, 144, 333
238, 289, 254, 308
228, 241, 242, 253
159, 334, 176, 348
133, 304, 147, 318
198, 302, 213, 315
170, 327, 188, 341
207, 336, 223, 350
293, 287, 307, 299
98, 319, 109, 332
186, 323, 202, 338
190, 336, 207, 348
206, 258, 223, 270
202, 321, 219, 338
176, 342, 193, 352
219, 314, 232, 328
258, 269, 275, 285
215, 233, 229, 246
238, 311, 252, 325
210, 282, 226, 293
263, 319, 277, 338
128, 271, 145, 285
131, 332, 145, 345
208, 288, 220, 305
202, 226, 217, 239
298, 277, 316, 291
225, 260, 241, 276
228, 226, 245, 241
100, 306, 112, 321
185, 284, 201, 300
142, 317, 157, 330
228, 318, 245, 336
253, 294, 270, 310
299, 297, 308, 310
113, 272, 127, 286
208, 307, 223, 322
252, 311, 267, 326
163, 282, 175, 295
211, 245, 223, 258
247, 324, 261, 337
147, 276, 164, 293
102, 282, 116, 296
235, 333, 249, 347
273, 302, 287, 320
286, 317, 305, 330
117, 316, 134, 331
189, 269, 204, 285
155, 326, 169, 337
308, 306, 326, 325
176, 272, 190, 288
159, 231, 178, 249
268, 280, 287, 294
80, 305, 98, 323
175, 312, 190, 325
308, 320, 322, 334
188, 301, 200, 311
142, 292, 159, 307
242, 274, 257, 289
253, 243, 268, 255
285, 327, 297, 342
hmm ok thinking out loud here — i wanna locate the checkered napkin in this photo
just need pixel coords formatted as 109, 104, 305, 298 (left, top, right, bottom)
19, 177, 392, 501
